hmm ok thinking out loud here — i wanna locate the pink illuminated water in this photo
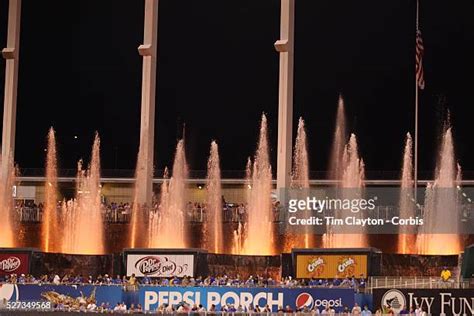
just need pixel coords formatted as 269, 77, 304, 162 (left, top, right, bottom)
416, 128, 461, 255
42, 128, 59, 252
232, 158, 251, 254
149, 140, 188, 248
398, 133, 416, 254
324, 134, 367, 248
204, 141, 223, 253
241, 114, 274, 255
61, 134, 104, 254
287, 117, 312, 249
328, 96, 347, 182
0, 154, 15, 247
130, 147, 149, 248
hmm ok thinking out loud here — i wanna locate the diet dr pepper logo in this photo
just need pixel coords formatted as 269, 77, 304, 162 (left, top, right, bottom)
0, 257, 21, 273
132, 255, 190, 277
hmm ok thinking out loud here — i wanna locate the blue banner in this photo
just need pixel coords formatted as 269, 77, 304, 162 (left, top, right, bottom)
0, 284, 122, 306
139, 287, 355, 313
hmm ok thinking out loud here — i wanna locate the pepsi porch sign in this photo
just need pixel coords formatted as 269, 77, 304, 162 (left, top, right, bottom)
126, 254, 194, 277
140, 286, 354, 312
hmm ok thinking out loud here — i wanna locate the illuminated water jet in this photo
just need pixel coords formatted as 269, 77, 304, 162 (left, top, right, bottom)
61, 133, 104, 254
0, 153, 15, 247
284, 117, 312, 250
149, 140, 188, 248
398, 133, 416, 254
416, 127, 461, 255
204, 141, 223, 253
241, 114, 274, 255
42, 128, 59, 252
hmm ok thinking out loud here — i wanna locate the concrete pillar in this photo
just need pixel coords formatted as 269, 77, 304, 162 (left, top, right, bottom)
137, 0, 159, 204
1, 0, 21, 178
275, 0, 295, 190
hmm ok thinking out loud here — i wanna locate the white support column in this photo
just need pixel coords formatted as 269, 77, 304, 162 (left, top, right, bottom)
275, 0, 295, 190
1, 0, 21, 178
137, 0, 159, 204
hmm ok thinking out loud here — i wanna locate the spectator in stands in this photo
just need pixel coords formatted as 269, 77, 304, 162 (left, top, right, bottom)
358, 274, 366, 289
53, 274, 60, 285
420, 307, 428, 316
86, 301, 97, 311
128, 273, 138, 291
414, 304, 422, 316
352, 302, 362, 315
441, 266, 452, 282
141, 275, 151, 285
113, 302, 121, 312
284, 305, 294, 313
321, 306, 335, 315
361, 305, 372, 315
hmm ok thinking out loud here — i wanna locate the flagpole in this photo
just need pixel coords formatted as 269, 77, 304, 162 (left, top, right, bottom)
414, 0, 419, 203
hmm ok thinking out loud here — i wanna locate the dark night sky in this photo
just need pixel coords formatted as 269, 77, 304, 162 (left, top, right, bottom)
0, 0, 473, 178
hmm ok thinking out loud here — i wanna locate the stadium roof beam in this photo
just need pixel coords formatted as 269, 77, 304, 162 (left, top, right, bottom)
276, 0, 295, 190
1, 0, 21, 180
136, 0, 159, 204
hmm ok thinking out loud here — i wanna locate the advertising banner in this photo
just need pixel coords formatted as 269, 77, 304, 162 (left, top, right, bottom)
373, 288, 474, 316
0, 284, 122, 307
139, 286, 355, 313
126, 254, 194, 277
295, 254, 368, 279
0, 253, 30, 276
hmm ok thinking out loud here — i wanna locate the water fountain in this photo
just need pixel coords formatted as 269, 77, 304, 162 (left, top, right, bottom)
324, 134, 367, 248
204, 141, 223, 253
416, 127, 462, 255
241, 114, 274, 255
148, 140, 188, 248
148, 168, 168, 247
398, 133, 416, 254
129, 147, 149, 248
61, 133, 104, 254
284, 117, 312, 250
0, 154, 15, 247
42, 128, 59, 252
232, 158, 251, 255
328, 96, 347, 182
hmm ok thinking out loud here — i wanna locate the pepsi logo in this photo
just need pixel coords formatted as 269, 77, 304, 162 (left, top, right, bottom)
0, 284, 19, 301
296, 292, 314, 309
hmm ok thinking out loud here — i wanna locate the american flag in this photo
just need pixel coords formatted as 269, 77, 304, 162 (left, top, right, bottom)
416, 29, 425, 89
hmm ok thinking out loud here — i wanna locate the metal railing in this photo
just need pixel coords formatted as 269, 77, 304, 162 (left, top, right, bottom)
368, 276, 470, 292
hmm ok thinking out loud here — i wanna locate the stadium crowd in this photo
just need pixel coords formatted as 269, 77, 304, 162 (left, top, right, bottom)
1, 274, 435, 315
0, 273, 366, 290
15, 199, 279, 223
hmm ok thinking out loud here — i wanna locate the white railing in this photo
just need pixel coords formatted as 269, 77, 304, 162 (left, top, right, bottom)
368, 276, 470, 291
